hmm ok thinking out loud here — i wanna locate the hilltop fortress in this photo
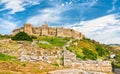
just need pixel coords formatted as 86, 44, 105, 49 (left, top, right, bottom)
13, 23, 84, 39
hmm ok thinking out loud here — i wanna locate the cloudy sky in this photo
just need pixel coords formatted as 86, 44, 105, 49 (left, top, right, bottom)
0, 0, 120, 44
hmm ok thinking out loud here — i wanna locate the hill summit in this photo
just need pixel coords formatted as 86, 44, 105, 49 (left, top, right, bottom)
13, 23, 85, 39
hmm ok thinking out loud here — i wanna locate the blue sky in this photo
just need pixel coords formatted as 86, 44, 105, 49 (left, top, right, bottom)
0, 0, 120, 44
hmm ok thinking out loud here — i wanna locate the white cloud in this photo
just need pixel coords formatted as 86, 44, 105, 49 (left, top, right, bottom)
61, 0, 98, 9
0, 18, 17, 34
26, 0, 98, 26
27, 8, 61, 26
78, 0, 98, 9
66, 14, 120, 44
26, 5, 70, 26
0, 0, 41, 14
107, 0, 117, 13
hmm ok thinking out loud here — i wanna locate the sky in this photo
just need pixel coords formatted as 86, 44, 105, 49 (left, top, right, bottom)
0, 0, 120, 44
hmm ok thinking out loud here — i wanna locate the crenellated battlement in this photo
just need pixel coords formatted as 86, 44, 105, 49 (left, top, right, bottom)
13, 23, 85, 39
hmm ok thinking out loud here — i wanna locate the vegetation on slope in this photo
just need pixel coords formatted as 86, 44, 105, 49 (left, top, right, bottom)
0, 37, 63, 74
11, 32, 32, 41
0, 34, 11, 39
67, 38, 109, 60
114, 54, 120, 68
0, 53, 15, 61
37, 36, 71, 49
108, 45, 120, 68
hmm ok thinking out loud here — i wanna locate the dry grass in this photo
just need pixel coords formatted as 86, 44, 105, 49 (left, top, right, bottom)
0, 61, 64, 74
0, 40, 64, 74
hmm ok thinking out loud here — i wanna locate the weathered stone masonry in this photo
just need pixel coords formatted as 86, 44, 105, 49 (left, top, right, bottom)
63, 49, 112, 73
13, 23, 84, 39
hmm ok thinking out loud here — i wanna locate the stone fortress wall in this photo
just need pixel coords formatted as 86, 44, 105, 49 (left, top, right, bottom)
13, 23, 84, 39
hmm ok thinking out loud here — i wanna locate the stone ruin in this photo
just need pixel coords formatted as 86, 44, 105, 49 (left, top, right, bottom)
12, 23, 85, 39
63, 49, 112, 73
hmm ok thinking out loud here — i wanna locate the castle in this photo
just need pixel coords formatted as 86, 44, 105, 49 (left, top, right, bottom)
13, 23, 84, 39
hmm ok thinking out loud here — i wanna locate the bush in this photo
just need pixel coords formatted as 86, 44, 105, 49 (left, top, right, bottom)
114, 54, 120, 68
82, 47, 97, 60
95, 45, 106, 57
76, 53, 86, 60
11, 32, 32, 41
22, 63, 26, 67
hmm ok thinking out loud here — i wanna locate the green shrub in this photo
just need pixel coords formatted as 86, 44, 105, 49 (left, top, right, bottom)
51, 63, 59, 67
95, 45, 106, 57
0, 53, 15, 61
22, 63, 26, 67
114, 54, 120, 68
82, 47, 97, 60
76, 53, 86, 60
11, 32, 32, 41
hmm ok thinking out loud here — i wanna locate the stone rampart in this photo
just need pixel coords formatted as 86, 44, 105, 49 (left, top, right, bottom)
13, 23, 84, 39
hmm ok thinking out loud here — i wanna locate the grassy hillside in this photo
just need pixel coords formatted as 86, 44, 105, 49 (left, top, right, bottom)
0, 34, 117, 73
36, 36, 71, 49
0, 53, 15, 61
0, 36, 67, 74
67, 38, 110, 60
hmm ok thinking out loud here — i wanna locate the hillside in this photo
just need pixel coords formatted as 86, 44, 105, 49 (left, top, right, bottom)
108, 45, 120, 68
67, 38, 110, 60
0, 36, 71, 74
0, 35, 114, 74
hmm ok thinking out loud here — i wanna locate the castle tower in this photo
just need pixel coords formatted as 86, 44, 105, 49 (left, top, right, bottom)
56, 27, 64, 37
24, 23, 33, 35
41, 23, 48, 36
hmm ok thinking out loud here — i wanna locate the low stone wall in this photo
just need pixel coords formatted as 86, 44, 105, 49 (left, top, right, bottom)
48, 69, 107, 74
71, 61, 112, 73
63, 49, 112, 73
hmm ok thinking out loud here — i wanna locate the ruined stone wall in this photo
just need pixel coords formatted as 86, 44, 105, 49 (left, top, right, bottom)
63, 29, 72, 38
19, 27, 24, 32
41, 24, 48, 36
73, 31, 82, 39
12, 23, 84, 39
63, 49, 112, 73
13, 29, 20, 35
32, 27, 41, 36
63, 49, 76, 66
24, 24, 33, 35
48, 27, 57, 37
56, 28, 64, 37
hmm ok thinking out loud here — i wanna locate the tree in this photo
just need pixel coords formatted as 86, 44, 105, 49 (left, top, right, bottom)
11, 32, 32, 41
